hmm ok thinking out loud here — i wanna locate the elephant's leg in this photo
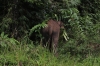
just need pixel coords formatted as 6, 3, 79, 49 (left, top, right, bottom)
52, 33, 59, 55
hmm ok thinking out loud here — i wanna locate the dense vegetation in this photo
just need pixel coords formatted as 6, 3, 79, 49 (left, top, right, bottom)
0, 0, 100, 66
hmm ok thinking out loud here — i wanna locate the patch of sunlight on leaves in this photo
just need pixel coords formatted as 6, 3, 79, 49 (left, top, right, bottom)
62, 29, 69, 41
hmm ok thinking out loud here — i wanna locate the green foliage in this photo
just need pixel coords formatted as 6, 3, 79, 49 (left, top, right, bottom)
29, 21, 47, 36
62, 29, 69, 41
0, 17, 12, 33
24, 0, 37, 3
0, 32, 19, 48
0, 33, 100, 66
1, 0, 100, 66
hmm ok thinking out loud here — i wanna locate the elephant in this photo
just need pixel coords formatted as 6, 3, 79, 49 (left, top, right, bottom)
42, 19, 64, 55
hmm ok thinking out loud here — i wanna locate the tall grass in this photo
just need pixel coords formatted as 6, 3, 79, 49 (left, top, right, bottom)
0, 32, 100, 66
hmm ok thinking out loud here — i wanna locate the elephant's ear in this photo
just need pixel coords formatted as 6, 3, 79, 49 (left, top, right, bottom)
57, 21, 64, 29
57, 21, 61, 26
